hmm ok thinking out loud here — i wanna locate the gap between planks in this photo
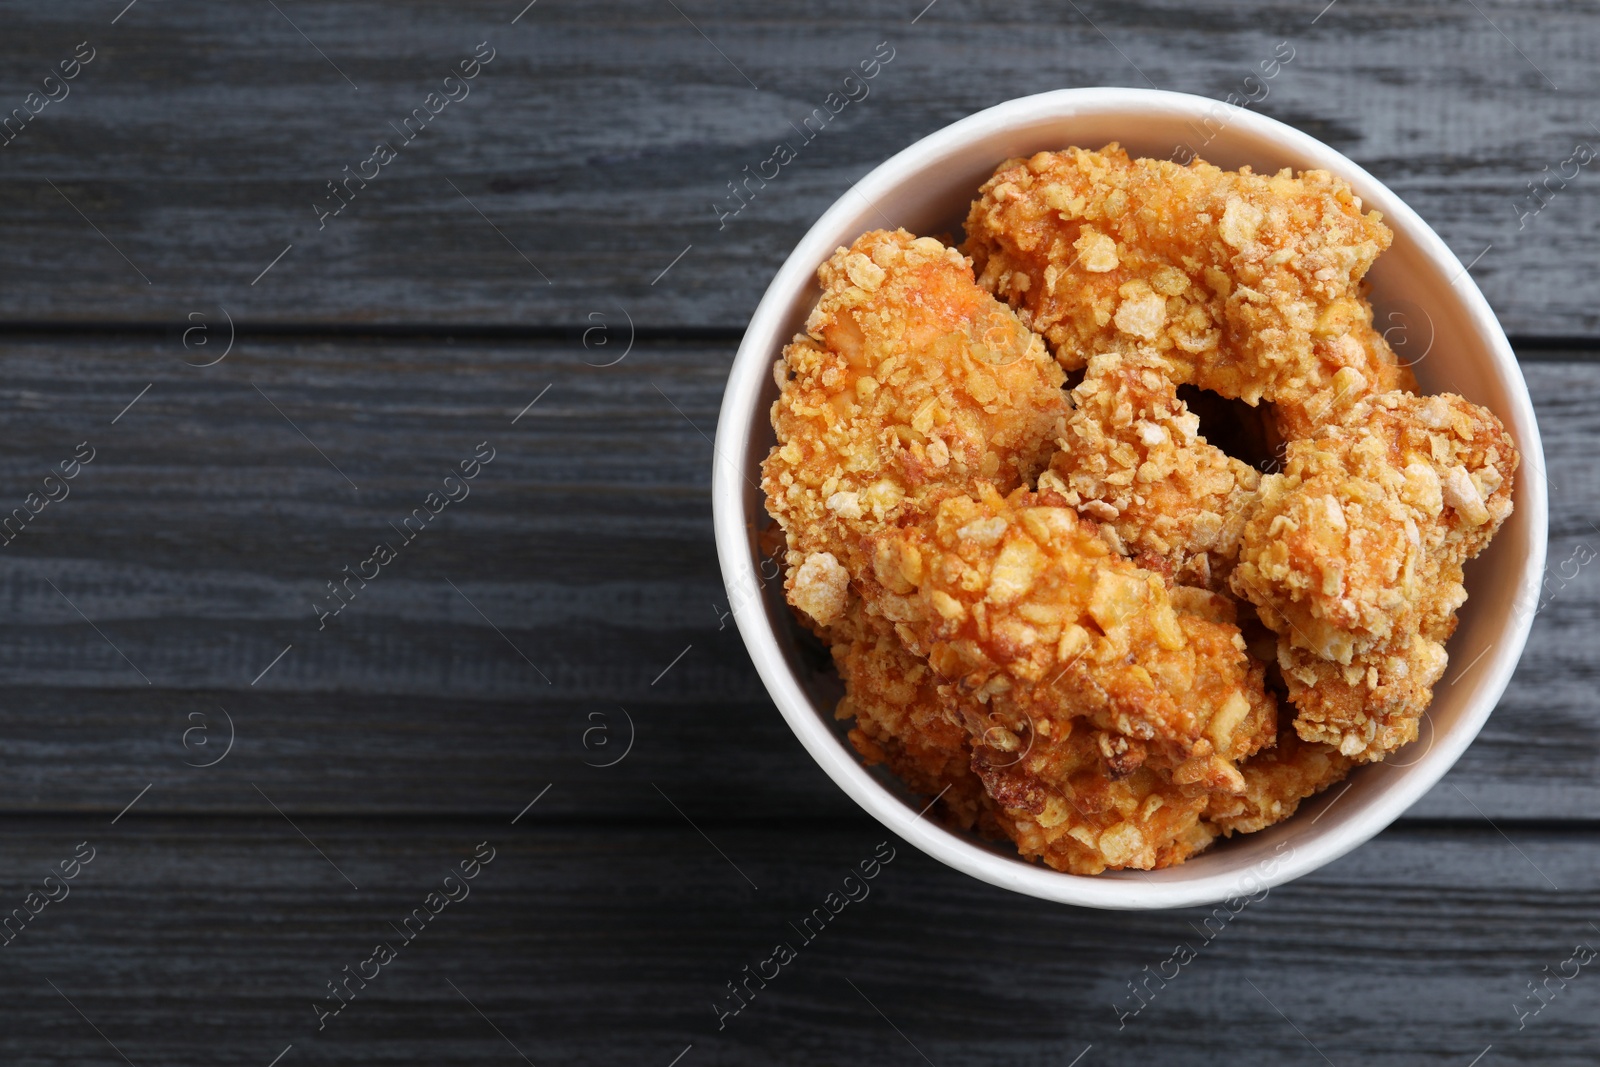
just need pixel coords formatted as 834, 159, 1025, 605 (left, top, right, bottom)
0, 323, 1596, 353
4, 811, 1600, 832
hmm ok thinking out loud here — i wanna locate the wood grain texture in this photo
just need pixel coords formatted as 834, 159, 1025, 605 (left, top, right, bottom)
1, 4, 1598, 1063
0, 0, 1594, 332
0, 337, 1591, 820
0, 818, 1597, 1066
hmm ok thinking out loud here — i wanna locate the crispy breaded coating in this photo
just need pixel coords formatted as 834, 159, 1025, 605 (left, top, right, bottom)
762, 229, 1068, 628
970, 716, 1215, 875
1230, 391, 1518, 759
830, 604, 990, 831
1166, 584, 1280, 763
1271, 642, 1447, 760
953, 583, 1275, 872
862, 483, 1277, 781
963, 145, 1411, 407
833, 577, 1228, 871
1042, 350, 1262, 587
1205, 721, 1351, 836
1274, 299, 1420, 439
763, 146, 1522, 875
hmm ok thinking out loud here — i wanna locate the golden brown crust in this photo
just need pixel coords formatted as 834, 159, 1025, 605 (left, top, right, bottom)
860, 483, 1277, 781
972, 718, 1216, 875
1043, 350, 1262, 588
829, 604, 991, 831
1230, 390, 1518, 759
761, 228, 1067, 628
1273, 300, 1420, 440
766, 147, 1520, 876
834, 601, 1225, 874
962, 145, 1406, 408
1205, 722, 1352, 836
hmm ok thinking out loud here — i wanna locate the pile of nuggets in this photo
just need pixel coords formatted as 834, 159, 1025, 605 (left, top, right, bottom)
761, 144, 1519, 875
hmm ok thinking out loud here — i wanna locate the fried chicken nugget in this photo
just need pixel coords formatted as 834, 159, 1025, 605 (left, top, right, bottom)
830, 603, 991, 831
863, 482, 1277, 783
1274, 300, 1420, 439
962, 145, 1414, 407
1205, 716, 1352, 836
1230, 391, 1518, 760
954, 584, 1277, 873
837, 526, 1271, 872
762, 229, 1068, 629
971, 718, 1216, 875
1042, 349, 1262, 588
833, 580, 1217, 872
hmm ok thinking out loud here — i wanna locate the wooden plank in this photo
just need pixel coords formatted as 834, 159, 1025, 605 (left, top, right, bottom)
0, 818, 1596, 1064
1411, 355, 1600, 818
0, 1, 1594, 332
0, 338, 1591, 821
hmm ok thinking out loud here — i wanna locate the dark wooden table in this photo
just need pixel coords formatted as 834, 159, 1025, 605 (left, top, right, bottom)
0, 2, 1595, 1064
